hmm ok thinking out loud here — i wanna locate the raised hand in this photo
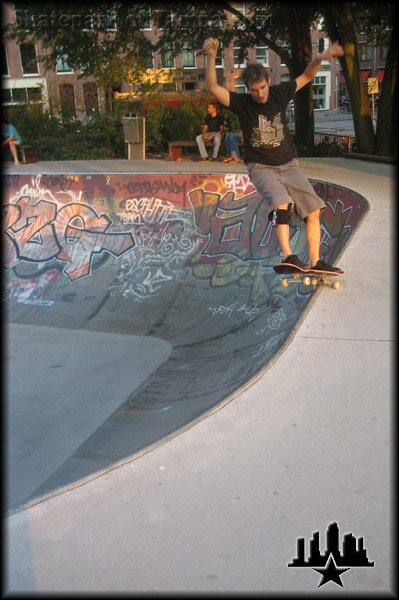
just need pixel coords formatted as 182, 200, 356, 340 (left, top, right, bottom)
321, 41, 344, 60
203, 37, 220, 57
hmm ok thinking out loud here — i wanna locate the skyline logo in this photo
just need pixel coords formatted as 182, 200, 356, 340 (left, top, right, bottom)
288, 522, 374, 588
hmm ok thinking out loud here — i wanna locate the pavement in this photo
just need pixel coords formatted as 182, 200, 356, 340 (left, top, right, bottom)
4, 156, 394, 595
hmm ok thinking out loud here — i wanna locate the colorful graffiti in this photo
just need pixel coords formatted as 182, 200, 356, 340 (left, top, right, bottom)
3, 172, 366, 305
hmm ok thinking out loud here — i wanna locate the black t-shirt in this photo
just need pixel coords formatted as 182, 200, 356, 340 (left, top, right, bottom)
229, 81, 297, 165
204, 112, 224, 133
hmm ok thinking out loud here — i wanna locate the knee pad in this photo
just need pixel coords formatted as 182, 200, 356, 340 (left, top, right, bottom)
268, 204, 293, 226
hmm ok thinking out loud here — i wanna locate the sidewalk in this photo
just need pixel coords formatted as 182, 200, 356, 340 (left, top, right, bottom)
5, 157, 394, 595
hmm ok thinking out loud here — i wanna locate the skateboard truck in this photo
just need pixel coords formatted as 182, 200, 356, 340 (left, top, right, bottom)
281, 273, 341, 290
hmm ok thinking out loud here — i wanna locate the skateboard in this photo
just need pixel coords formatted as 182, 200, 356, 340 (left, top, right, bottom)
273, 264, 342, 290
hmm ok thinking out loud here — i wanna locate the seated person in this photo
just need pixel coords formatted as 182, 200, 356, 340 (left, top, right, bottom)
223, 129, 243, 162
195, 101, 224, 161
2, 118, 22, 165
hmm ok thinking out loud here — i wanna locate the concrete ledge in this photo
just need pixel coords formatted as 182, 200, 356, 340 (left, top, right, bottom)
343, 151, 395, 164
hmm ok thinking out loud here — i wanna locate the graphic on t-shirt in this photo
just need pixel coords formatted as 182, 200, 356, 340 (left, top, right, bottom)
250, 113, 284, 148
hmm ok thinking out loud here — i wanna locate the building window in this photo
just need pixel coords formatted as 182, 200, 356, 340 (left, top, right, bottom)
99, 9, 117, 30
215, 45, 224, 68
234, 77, 246, 93
233, 41, 246, 68
20, 42, 39, 74
360, 43, 373, 61
143, 50, 154, 70
380, 45, 388, 60
313, 75, 327, 109
255, 45, 269, 66
182, 45, 195, 68
2, 86, 43, 105
161, 46, 174, 69
27, 87, 42, 102
56, 56, 73, 73
83, 82, 99, 115
180, 6, 196, 30
2, 88, 12, 103
59, 83, 76, 117
137, 6, 151, 29
151, 8, 173, 30
14, 2, 34, 32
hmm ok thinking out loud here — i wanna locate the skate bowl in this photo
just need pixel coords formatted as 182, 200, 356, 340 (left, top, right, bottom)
4, 170, 369, 512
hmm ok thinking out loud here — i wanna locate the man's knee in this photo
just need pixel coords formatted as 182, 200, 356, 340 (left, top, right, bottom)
268, 203, 294, 226
304, 208, 320, 223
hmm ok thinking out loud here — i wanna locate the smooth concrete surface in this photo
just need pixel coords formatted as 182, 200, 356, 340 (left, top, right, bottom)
4, 158, 394, 595
4, 168, 368, 511
6, 325, 171, 508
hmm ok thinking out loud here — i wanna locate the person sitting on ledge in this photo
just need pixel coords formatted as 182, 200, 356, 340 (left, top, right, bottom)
195, 100, 224, 161
2, 117, 22, 165
223, 129, 243, 163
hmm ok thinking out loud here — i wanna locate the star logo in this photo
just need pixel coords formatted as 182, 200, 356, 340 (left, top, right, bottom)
313, 553, 350, 588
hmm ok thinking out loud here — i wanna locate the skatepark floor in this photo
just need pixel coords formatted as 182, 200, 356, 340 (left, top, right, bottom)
4, 157, 394, 595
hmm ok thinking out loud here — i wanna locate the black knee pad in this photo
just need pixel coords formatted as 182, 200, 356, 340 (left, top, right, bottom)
268, 204, 293, 226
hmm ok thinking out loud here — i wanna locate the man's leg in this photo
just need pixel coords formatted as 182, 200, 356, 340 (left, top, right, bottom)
195, 134, 208, 159
212, 134, 222, 158
305, 209, 321, 267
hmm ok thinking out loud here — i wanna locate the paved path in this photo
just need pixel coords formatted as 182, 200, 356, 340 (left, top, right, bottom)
4, 157, 394, 595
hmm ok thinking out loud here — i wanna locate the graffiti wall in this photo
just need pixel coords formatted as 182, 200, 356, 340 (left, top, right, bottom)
4, 171, 369, 507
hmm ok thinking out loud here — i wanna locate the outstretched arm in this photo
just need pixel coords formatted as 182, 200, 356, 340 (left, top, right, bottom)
203, 37, 230, 107
295, 41, 344, 91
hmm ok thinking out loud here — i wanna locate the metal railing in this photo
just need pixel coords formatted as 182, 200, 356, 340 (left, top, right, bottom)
314, 131, 355, 153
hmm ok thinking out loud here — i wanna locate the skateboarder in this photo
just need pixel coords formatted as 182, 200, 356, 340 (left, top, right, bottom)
202, 37, 344, 275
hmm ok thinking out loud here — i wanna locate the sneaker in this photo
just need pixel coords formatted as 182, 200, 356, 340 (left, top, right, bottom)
309, 259, 344, 275
200, 156, 209, 161
281, 254, 308, 272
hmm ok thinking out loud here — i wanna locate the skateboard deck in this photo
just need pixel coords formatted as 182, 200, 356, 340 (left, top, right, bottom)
273, 263, 342, 290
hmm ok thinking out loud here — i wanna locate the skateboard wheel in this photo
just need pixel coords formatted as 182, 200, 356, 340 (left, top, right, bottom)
303, 276, 311, 286
311, 278, 318, 286
332, 281, 341, 290
282, 278, 289, 287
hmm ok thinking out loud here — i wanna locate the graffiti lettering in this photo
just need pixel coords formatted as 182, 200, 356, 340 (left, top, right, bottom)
4, 197, 135, 281
209, 301, 259, 322
118, 197, 175, 224
188, 187, 278, 261
253, 333, 285, 358
224, 173, 252, 195
256, 308, 287, 335
123, 177, 187, 203
40, 174, 74, 192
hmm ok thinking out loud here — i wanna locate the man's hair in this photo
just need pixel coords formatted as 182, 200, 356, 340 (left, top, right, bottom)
241, 63, 270, 87
208, 100, 219, 110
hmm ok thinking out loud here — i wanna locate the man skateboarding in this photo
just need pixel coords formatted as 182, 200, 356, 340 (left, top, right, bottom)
202, 37, 344, 276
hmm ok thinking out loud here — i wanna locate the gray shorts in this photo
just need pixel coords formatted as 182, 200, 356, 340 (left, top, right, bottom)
246, 158, 325, 221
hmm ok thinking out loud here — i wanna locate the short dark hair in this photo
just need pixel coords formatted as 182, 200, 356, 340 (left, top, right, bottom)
241, 63, 270, 87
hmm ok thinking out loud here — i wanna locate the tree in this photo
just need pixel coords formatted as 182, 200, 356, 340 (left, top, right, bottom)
321, 2, 396, 156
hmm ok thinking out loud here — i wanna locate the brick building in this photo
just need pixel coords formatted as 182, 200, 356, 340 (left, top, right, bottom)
2, 1, 385, 118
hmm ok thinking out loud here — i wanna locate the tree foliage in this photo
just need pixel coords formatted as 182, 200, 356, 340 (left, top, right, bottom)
4, 1, 397, 156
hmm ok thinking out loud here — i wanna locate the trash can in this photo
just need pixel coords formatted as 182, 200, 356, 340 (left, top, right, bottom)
122, 116, 146, 159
